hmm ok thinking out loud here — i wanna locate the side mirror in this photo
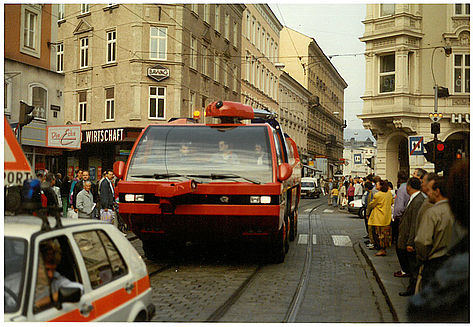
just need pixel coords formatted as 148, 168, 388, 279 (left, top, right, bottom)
56, 286, 82, 310
278, 163, 293, 181
113, 161, 125, 180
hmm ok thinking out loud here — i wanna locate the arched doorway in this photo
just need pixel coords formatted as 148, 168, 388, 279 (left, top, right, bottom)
385, 134, 409, 185
443, 131, 469, 176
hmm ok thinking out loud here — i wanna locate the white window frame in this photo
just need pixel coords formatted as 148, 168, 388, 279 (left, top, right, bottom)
56, 42, 64, 73
246, 13, 251, 39
224, 13, 230, 40
81, 4, 90, 14
149, 86, 166, 120
78, 92, 87, 123
454, 3, 470, 15
202, 45, 208, 76
150, 26, 167, 60
30, 85, 48, 120
58, 4, 65, 21
190, 36, 197, 69
252, 17, 256, 45
106, 30, 116, 63
203, 4, 210, 23
215, 5, 220, 33
20, 5, 42, 58
380, 4, 395, 16
105, 87, 115, 121
80, 37, 89, 69
233, 21, 238, 47
453, 53, 470, 94
379, 53, 395, 93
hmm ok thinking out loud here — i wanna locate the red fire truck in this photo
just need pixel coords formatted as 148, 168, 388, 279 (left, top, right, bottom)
114, 101, 301, 263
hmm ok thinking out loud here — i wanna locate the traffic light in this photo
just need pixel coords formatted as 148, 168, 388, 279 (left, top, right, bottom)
435, 140, 446, 173
431, 122, 440, 135
437, 86, 449, 98
19, 101, 35, 127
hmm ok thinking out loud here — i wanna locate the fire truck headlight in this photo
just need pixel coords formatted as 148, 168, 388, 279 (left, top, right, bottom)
135, 194, 145, 201
260, 196, 271, 204
250, 196, 260, 204
125, 194, 135, 202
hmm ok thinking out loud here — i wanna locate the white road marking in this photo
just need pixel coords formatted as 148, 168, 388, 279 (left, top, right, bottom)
332, 235, 352, 247
304, 208, 313, 213
323, 209, 334, 213
298, 234, 308, 244
312, 234, 317, 245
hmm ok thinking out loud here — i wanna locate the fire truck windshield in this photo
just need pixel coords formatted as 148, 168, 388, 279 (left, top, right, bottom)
127, 126, 273, 183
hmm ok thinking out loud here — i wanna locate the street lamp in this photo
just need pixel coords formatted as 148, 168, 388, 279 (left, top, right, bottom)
431, 45, 452, 114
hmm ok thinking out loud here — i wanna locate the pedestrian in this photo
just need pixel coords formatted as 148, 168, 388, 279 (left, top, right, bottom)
354, 178, 363, 200
100, 170, 117, 226
69, 169, 83, 212
41, 172, 60, 211
76, 181, 96, 219
331, 185, 339, 207
327, 178, 333, 206
363, 181, 374, 243
412, 167, 427, 180
60, 174, 71, 217
408, 161, 469, 322
338, 181, 347, 209
73, 170, 98, 217
397, 177, 424, 296
347, 182, 355, 203
414, 176, 454, 292
392, 170, 409, 277
367, 179, 393, 256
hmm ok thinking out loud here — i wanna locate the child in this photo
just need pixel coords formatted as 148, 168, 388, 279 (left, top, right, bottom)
331, 186, 339, 207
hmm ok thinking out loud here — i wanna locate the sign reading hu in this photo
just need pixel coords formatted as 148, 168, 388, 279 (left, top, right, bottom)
147, 64, 170, 82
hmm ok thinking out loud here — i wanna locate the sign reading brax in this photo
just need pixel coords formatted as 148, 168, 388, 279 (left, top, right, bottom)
83, 128, 125, 143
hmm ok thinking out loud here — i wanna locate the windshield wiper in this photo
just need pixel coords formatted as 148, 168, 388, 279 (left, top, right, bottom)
189, 173, 260, 184
131, 173, 185, 179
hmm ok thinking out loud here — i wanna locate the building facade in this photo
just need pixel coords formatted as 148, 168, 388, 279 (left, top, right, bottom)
240, 4, 282, 114
359, 4, 470, 182
279, 27, 347, 178
4, 4, 65, 172
57, 4, 244, 178
343, 137, 377, 177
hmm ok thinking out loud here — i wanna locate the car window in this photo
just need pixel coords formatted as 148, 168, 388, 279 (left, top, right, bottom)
4, 237, 27, 313
33, 236, 82, 313
73, 230, 128, 289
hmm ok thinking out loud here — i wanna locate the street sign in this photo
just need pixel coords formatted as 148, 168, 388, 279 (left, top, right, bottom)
4, 116, 33, 186
409, 136, 424, 156
354, 153, 362, 164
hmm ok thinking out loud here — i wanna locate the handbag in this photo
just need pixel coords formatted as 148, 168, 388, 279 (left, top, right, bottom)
100, 209, 114, 224
67, 207, 78, 219
341, 197, 348, 207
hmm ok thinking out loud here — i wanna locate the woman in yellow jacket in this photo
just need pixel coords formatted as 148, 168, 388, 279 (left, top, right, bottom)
367, 179, 393, 256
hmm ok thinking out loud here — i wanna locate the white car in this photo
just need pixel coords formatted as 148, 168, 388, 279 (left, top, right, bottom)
4, 216, 155, 322
347, 199, 365, 218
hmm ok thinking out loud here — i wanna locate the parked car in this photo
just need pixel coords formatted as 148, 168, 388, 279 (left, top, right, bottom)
4, 216, 155, 322
301, 177, 321, 198
348, 199, 365, 218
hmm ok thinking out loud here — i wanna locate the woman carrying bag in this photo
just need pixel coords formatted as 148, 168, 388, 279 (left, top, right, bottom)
367, 179, 393, 256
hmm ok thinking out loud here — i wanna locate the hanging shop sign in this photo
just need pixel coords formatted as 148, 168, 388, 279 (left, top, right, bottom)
147, 64, 170, 82
46, 125, 82, 149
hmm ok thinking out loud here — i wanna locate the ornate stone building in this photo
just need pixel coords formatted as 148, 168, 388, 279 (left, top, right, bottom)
359, 4, 469, 182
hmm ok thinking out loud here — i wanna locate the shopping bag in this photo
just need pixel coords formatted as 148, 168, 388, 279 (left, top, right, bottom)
67, 208, 78, 219
100, 209, 114, 223
341, 198, 348, 207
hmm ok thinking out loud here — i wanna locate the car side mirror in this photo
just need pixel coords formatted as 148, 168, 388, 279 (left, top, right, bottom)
56, 286, 82, 310
113, 161, 125, 180
278, 163, 293, 181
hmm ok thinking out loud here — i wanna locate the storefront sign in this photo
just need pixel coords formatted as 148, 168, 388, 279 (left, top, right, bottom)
451, 113, 470, 124
46, 125, 81, 149
147, 64, 170, 82
83, 128, 125, 143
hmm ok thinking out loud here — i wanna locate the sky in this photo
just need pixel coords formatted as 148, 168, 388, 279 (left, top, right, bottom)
268, 3, 368, 134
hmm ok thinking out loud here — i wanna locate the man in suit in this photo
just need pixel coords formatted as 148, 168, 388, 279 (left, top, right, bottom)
100, 170, 116, 225
397, 177, 425, 296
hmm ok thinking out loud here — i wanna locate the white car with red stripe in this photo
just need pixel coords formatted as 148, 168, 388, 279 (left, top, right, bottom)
4, 216, 155, 322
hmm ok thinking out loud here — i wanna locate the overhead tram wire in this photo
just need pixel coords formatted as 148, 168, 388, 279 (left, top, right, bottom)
275, 4, 305, 70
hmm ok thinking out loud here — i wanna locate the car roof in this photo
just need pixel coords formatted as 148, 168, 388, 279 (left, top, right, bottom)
4, 216, 107, 239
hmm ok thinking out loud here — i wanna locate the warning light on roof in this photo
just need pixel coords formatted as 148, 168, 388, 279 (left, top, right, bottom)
193, 110, 201, 119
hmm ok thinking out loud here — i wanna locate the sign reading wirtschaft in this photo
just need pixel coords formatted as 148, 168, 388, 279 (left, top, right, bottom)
83, 128, 125, 144
46, 125, 82, 149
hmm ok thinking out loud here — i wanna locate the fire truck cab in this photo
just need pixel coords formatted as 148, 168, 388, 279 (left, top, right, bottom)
114, 101, 301, 263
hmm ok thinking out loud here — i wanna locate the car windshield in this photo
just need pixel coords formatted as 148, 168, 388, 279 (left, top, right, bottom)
301, 182, 315, 187
127, 125, 273, 184
4, 237, 28, 313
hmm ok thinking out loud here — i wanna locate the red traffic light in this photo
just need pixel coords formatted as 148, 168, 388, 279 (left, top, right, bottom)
436, 143, 445, 152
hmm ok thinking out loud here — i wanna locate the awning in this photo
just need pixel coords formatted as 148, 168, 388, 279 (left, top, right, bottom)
303, 165, 322, 172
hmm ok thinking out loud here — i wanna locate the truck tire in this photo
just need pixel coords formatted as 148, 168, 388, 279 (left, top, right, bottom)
270, 226, 286, 263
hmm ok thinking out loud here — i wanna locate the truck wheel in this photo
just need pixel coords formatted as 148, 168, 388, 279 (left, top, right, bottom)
270, 226, 286, 264
289, 212, 298, 241
142, 240, 158, 260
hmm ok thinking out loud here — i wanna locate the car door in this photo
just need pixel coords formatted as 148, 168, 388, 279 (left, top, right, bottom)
71, 228, 137, 321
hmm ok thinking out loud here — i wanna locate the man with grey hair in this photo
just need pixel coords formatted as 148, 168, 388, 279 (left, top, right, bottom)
76, 181, 95, 219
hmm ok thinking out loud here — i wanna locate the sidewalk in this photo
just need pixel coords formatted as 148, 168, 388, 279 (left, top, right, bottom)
358, 241, 410, 322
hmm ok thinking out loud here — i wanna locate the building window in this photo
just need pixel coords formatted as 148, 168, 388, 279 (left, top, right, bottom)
256, 23, 261, 50
80, 37, 89, 68
252, 17, 256, 45
246, 13, 251, 39
190, 36, 197, 69
4, 81, 12, 115
262, 29, 266, 55
454, 54, 470, 93
191, 4, 197, 14
189, 91, 196, 114
233, 21, 238, 47
202, 45, 208, 76
149, 86, 166, 119
251, 57, 256, 85
31, 86, 47, 120
23, 10, 37, 50
224, 13, 230, 40
215, 5, 220, 32
380, 4, 395, 16
203, 4, 210, 23
224, 61, 229, 87
81, 4, 90, 14
275, 43, 278, 62
150, 27, 167, 60
246, 52, 251, 81
106, 30, 116, 63
233, 64, 238, 92
215, 56, 220, 83
105, 87, 115, 120
56, 42, 64, 73
78, 91, 87, 122
58, 4, 65, 21
256, 63, 260, 88
455, 3, 470, 15
379, 54, 395, 93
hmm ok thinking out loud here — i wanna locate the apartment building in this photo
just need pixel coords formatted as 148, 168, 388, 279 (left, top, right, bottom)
343, 137, 377, 177
57, 4, 244, 176
279, 27, 347, 178
240, 4, 282, 114
360, 4, 470, 182
4, 4, 65, 172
